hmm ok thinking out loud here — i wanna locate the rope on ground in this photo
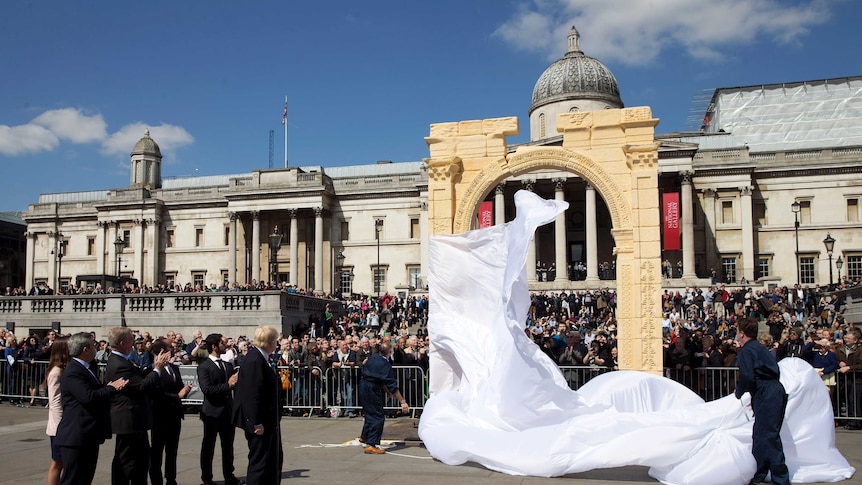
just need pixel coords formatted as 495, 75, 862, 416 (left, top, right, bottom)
295, 439, 433, 459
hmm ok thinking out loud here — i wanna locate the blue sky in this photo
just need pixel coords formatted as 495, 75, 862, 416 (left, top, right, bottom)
1, 0, 860, 211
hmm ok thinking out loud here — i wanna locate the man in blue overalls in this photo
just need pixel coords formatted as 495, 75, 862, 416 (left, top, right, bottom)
735, 316, 790, 485
358, 341, 409, 454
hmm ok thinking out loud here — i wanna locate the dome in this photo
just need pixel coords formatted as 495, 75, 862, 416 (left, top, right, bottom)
131, 129, 162, 158
529, 26, 623, 115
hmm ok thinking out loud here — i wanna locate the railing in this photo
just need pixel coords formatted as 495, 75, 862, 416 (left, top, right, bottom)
5, 362, 856, 425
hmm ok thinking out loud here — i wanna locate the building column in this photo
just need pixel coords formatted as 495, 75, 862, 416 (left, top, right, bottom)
553, 178, 568, 282
289, 209, 299, 287
47, 231, 57, 290
229, 212, 238, 285
314, 207, 324, 293
495, 183, 505, 225
251, 211, 261, 283
740, 186, 755, 282
702, 189, 718, 277
148, 218, 160, 287
585, 183, 599, 284
108, 223, 119, 276
25, 232, 35, 290
133, 220, 144, 284
522, 180, 538, 282
681, 172, 696, 279
96, 222, 106, 275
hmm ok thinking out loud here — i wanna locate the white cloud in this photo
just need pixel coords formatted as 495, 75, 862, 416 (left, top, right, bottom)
494, 0, 831, 65
101, 122, 194, 159
0, 124, 59, 155
31, 108, 107, 143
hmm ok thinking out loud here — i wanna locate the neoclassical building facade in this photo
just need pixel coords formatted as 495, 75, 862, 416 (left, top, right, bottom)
23, 28, 862, 295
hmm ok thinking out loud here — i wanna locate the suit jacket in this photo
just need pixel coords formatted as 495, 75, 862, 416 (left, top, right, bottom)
104, 352, 162, 434
197, 357, 235, 420
54, 359, 115, 447
233, 348, 279, 433
151, 363, 185, 423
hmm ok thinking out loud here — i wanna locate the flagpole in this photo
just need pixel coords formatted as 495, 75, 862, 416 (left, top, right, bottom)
283, 96, 288, 168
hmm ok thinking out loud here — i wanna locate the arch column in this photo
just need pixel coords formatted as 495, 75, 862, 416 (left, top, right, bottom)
314, 207, 324, 292
584, 183, 599, 284
681, 172, 696, 278
289, 209, 299, 286
251, 211, 261, 283
553, 178, 568, 282
522, 179, 537, 282
495, 183, 505, 225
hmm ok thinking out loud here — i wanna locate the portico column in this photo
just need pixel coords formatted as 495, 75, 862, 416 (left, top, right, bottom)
495, 183, 505, 225
47, 231, 57, 289
289, 209, 299, 287
314, 207, 324, 293
523, 180, 537, 282
108, 224, 118, 276
740, 186, 755, 282
96, 222, 106, 275
229, 212, 238, 285
148, 218, 160, 287
133, 219, 144, 285
681, 172, 696, 279
585, 183, 599, 284
702, 190, 718, 276
553, 178, 568, 282
251, 211, 261, 283
25, 232, 35, 289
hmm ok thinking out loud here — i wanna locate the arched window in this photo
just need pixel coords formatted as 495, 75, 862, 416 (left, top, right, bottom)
539, 113, 546, 139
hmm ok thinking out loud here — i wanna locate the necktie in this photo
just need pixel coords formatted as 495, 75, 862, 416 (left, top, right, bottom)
217, 359, 226, 379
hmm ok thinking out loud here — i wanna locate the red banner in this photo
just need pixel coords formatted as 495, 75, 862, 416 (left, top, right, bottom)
663, 193, 680, 250
477, 201, 494, 229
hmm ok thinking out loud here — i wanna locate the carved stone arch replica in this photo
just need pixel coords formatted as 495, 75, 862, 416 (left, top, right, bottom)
425, 107, 663, 373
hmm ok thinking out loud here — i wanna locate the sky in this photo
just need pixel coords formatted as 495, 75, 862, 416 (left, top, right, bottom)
1, 0, 860, 212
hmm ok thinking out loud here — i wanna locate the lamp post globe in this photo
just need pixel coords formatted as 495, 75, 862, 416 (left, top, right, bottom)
823, 233, 835, 288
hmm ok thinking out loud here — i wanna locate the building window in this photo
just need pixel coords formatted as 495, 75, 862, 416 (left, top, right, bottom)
721, 200, 733, 224
754, 202, 767, 226
755, 256, 770, 280
848, 199, 859, 222
341, 220, 350, 241
340, 268, 353, 296
164, 272, 177, 288
195, 228, 204, 247
122, 229, 131, 248
539, 113, 546, 139
845, 255, 862, 280
224, 226, 230, 246
408, 266, 422, 289
799, 200, 811, 224
192, 271, 206, 289
221, 270, 229, 285
59, 279, 71, 292
799, 256, 815, 285
87, 237, 95, 256
165, 229, 175, 248
373, 266, 387, 294
721, 256, 737, 283
410, 218, 419, 239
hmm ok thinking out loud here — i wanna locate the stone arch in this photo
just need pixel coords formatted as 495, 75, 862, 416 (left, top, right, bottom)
425, 109, 662, 373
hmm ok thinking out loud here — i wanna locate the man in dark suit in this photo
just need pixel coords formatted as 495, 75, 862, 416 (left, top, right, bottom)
234, 326, 283, 485
149, 339, 192, 485
55, 332, 128, 485
104, 327, 170, 485
198, 333, 241, 485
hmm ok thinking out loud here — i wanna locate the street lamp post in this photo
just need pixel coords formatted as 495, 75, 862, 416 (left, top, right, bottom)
375, 219, 383, 299
113, 236, 125, 277
56, 237, 66, 293
836, 255, 844, 285
269, 225, 283, 285
334, 249, 345, 296
823, 233, 835, 289
791, 201, 801, 284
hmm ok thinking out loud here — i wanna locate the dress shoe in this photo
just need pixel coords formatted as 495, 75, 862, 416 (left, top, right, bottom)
364, 445, 385, 454
200, 481, 217, 485
357, 436, 365, 443
225, 478, 245, 485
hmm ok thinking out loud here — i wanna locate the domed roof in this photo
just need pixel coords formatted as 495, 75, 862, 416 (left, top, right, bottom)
529, 26, 623, 114
131, 129, 162, 158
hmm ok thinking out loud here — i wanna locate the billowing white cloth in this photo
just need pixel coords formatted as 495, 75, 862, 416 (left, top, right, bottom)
419, 190, 854, 484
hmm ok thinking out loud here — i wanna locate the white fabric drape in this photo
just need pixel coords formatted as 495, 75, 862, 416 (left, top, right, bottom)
420, 190, 854, 484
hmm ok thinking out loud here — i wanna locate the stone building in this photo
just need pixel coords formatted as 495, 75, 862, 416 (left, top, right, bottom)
22, 27, 862, 294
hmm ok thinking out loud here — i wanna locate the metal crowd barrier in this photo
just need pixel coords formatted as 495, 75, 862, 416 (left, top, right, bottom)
3, 361, 858, 425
